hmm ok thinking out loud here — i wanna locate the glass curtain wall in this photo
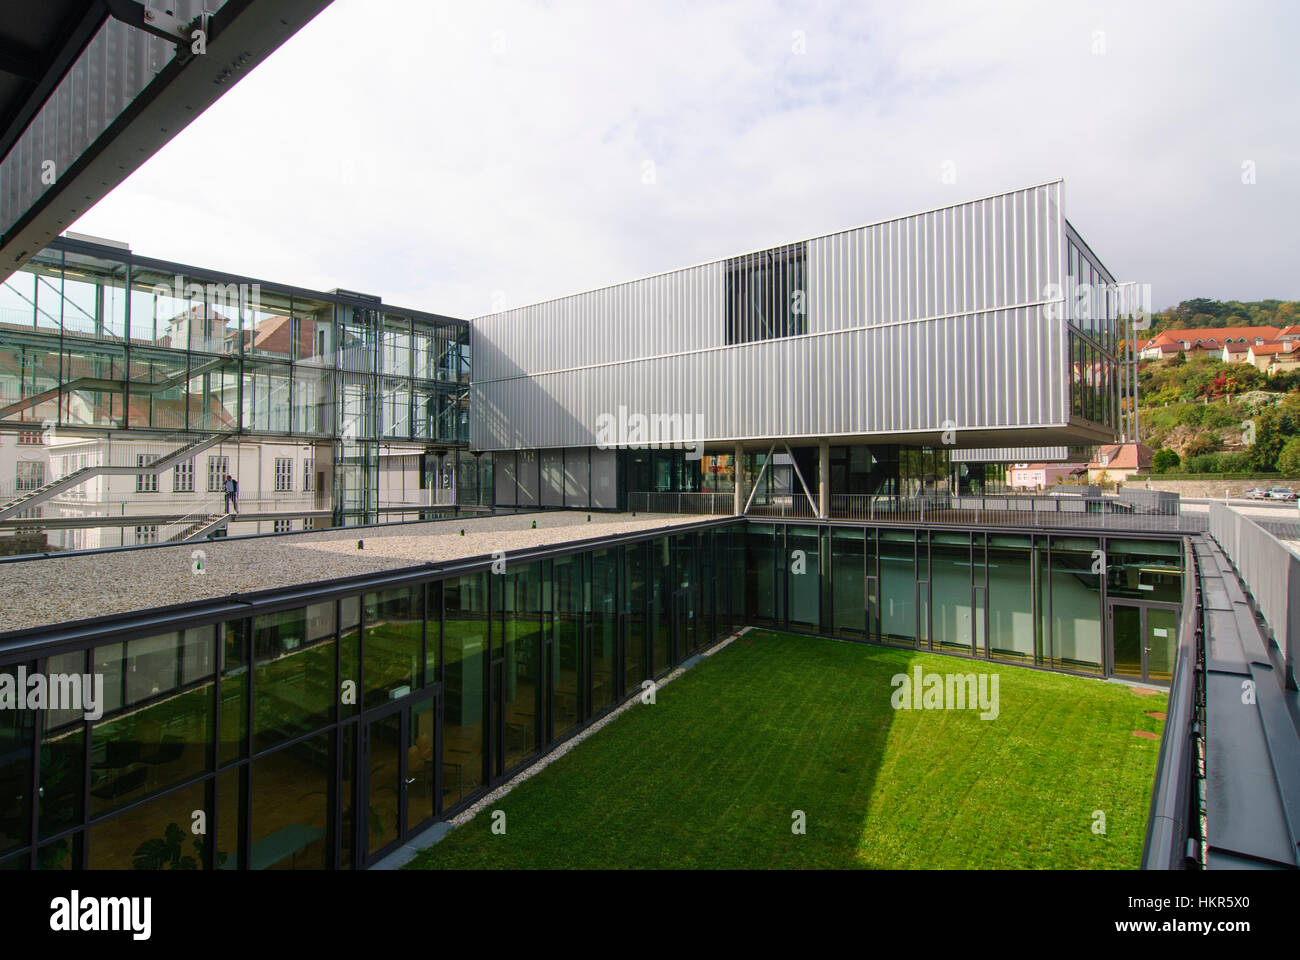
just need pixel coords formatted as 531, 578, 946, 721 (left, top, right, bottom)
0, 238, 472, 526
0, 521, 1175, 870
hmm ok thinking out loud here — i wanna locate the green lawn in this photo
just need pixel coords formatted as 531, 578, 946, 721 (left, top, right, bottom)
406, 630, 1166, 870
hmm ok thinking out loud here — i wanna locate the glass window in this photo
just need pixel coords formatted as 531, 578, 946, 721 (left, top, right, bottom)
90, 628, 214, 817
292, 365, 332, 436
787, 525, 820, 628
59, 343, 127, 427
363, 587, 424, 709
381, 315, 411, 376
1048, 538, 1103, 674
931, 533, 972, 654
380, 377, 411, 438
553, 554, 585, 736
879, 531, 916, 645
220, 619, 249, 765
988, 535, 1035, 663
88, 780, 206, 869
341, 597, 360, 719
0, 662, 35, 858
241, 360, 291, 433
443, 573, 486, 808
625, 542, 647, 691
216, 766, 244, 870
39, 651, 86, 841
247, 288, 294, 359
591, 549, 618, 713
724, 242, 807, 344
745, 524, 777, 624
253, 602, 336, 751
249, 733, 331, 869
832, 529, 866, 637
1106, 539, 1182, 603
651, 536, 673, 675
502, 563, 542, 769
292, 296, 334, 365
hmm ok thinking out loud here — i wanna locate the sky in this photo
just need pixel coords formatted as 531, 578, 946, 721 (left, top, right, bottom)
69, 0, 1300, 318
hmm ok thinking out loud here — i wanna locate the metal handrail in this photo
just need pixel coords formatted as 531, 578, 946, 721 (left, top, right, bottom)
1141, 536, 1205, 869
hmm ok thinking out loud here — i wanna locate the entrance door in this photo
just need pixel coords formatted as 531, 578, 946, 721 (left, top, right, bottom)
362, 692, 440, 865
1110, 602, 1178, 683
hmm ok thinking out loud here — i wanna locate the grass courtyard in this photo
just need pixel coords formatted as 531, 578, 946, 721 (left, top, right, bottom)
407, 629, 1167, 870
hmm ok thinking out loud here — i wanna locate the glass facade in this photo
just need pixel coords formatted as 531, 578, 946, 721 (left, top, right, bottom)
0, 237, 471, 527
0, 520, 1179, 870
1066, 235, 1120, 433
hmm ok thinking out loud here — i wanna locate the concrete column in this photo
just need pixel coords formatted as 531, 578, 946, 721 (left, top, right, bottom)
733, 442, 745, 515
818, 439, 830, 518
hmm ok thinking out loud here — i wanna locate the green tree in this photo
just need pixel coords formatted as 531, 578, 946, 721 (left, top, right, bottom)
1278, 437, 1300, 477
1249, 406, 1286, 471
1152, 448, 1180, 473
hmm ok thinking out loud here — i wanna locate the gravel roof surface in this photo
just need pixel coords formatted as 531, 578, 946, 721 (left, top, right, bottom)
0, 511, 718, 634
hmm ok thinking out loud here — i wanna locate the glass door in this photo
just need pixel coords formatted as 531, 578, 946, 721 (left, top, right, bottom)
1145, 608, 1178, 683
364, 705, 402, 861
1110, 602, 1179, 683
362, 691, 440, 865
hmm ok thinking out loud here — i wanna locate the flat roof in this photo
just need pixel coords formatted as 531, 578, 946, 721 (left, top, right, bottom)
0, 511, 717, 635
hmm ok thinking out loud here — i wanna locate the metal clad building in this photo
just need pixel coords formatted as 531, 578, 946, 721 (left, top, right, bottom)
471, 180, 1119, 455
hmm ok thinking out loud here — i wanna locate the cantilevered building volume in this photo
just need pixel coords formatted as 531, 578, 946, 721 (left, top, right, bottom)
473, 180, 1129, 508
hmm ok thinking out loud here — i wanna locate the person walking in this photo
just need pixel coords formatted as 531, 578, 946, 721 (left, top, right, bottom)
223, 474, 239, 514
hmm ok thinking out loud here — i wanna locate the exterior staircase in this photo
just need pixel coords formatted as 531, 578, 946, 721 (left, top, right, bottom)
167, 511, 231, 543
0, 432, 226, 521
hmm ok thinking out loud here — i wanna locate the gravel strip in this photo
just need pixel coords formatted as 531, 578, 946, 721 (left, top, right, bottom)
444, 626, 754, 830
0, 511, 722, 634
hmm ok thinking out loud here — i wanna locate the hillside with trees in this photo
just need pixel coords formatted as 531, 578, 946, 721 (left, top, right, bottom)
1133, 299, 1300, 477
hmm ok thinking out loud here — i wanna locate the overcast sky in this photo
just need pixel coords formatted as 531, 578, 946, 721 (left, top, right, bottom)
70, 0, 1300, 317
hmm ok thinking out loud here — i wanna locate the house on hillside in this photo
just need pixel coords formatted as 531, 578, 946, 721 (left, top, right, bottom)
1138, 326, 1279, 361
1246, 341, 1300, 375
1087, 442, 1154, 484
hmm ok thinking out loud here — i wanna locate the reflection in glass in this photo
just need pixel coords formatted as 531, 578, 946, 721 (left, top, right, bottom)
250, 733, 331, 869
503, 564, 541, 770
443, 573, 486, 808
253, 602, 335, 751
363, 587, 423, 709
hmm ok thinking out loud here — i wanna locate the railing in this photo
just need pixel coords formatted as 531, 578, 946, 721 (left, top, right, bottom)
1141, 536, 1206, 869
626, 490, 1204, 532
0, 429, 222, 513
160, 494, 228, 543
1208, 503, 1299, 687
628, 492, 736, 515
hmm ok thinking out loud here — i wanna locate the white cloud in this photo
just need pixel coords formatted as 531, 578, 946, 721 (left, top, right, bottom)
70, 0, 1300, 316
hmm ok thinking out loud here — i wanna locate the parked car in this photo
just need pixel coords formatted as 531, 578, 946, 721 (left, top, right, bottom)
1267, 487, 1297, 501
1246, 487, 1271, 500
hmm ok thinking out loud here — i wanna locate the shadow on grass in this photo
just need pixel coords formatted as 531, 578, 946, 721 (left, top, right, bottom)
406, 630, 1164, 870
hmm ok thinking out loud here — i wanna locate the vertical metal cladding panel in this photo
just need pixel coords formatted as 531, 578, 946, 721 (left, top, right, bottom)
495, 451, 517, 505
589, 448, 616, 508
563, 448, 589, 507
540, 449, 564, 506
516, 450, 538, 505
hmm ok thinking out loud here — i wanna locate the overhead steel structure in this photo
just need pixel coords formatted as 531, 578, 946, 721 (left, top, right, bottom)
0, 0, 332, 278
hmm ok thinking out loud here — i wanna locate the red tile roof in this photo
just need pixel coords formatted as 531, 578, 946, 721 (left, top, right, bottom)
1087, 443, 1154, 470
